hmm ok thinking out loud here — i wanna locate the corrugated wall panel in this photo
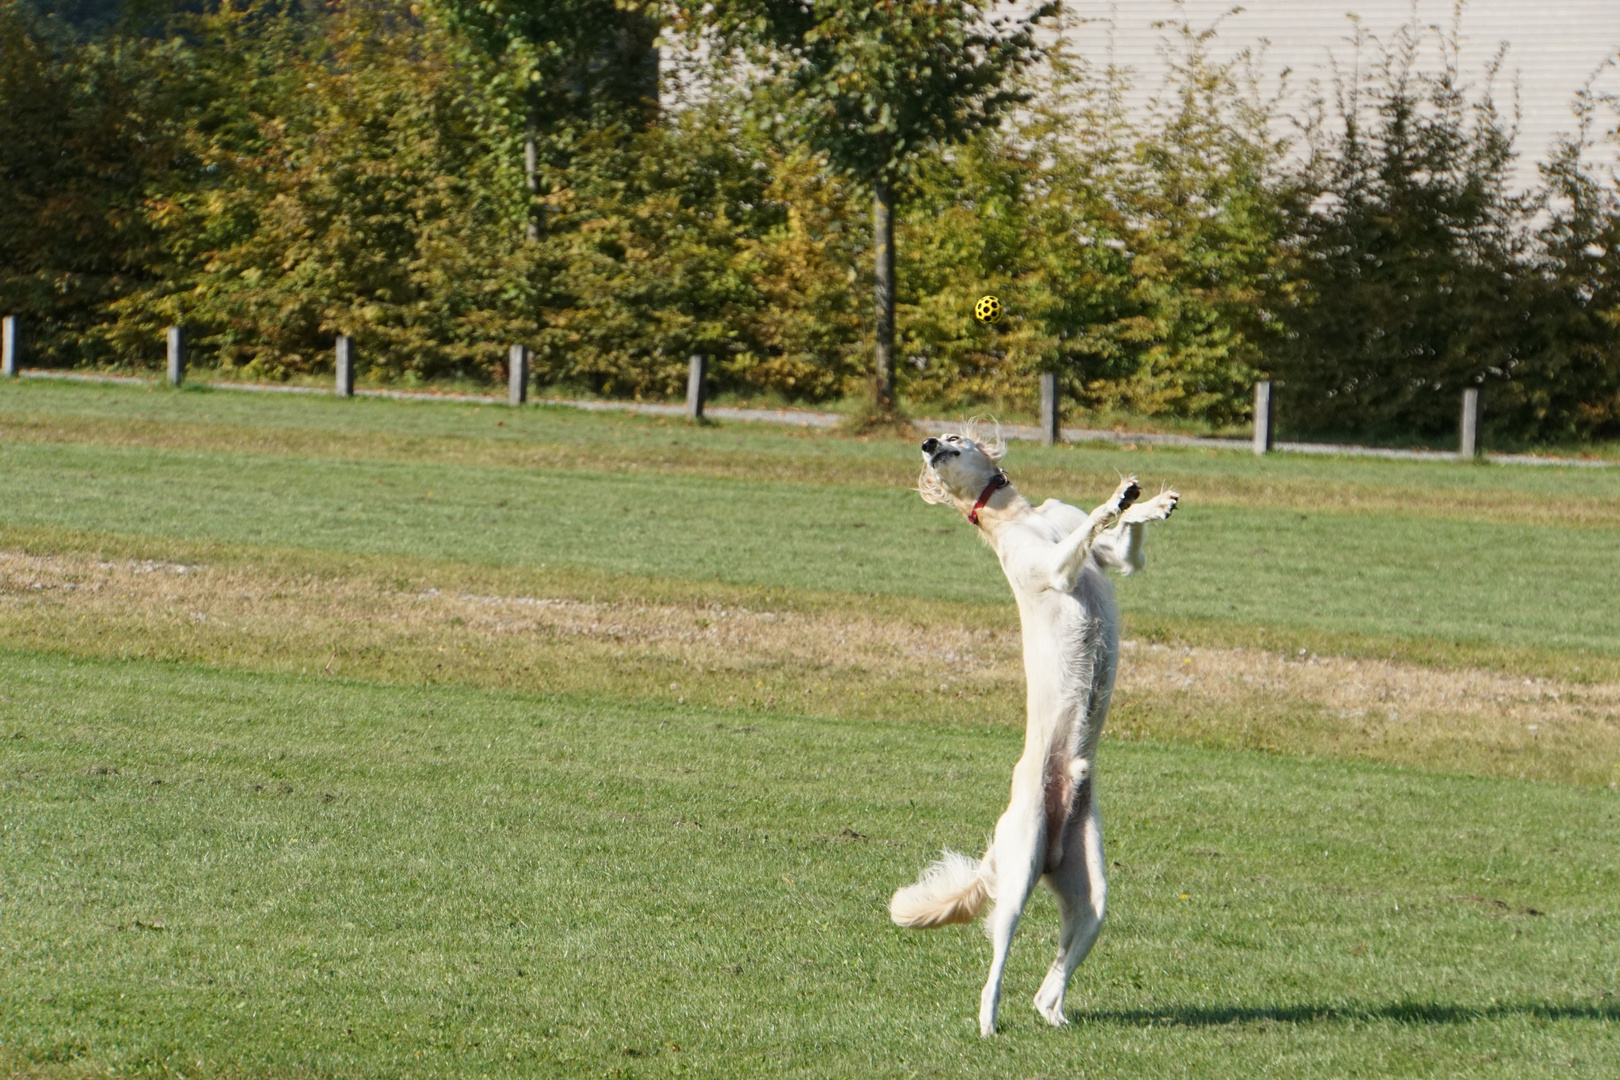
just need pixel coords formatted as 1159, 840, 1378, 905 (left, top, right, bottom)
1053, 0, 1620, 188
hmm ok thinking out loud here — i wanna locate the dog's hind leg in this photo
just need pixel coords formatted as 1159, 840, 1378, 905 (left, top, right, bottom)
979, 763, 1047, 1037
1033, 779, 1107, 1027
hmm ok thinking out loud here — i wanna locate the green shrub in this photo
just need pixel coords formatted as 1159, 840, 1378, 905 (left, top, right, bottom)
0, 0, 177, 367
106, 1, 538, 382
1270, 18, 1542, 441
896, 16, 1295, 426
537, 110, 867, 401
4, 0, 1619, 443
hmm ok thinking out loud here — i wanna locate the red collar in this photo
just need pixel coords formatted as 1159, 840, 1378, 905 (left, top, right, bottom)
967, 472, 1009, 526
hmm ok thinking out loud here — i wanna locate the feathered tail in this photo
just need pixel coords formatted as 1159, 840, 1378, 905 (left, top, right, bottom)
889, 848, 993, 929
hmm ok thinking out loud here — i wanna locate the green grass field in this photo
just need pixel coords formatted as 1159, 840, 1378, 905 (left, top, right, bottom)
2, 378, 1618, 1078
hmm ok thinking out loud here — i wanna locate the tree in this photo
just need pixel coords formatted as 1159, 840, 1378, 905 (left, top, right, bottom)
1274, 14, 1540, 440
1091, 14, 1297, 424
539, 106, 773, 396
692, 0, 1050, 413
428, 0, 658, 242
530, 94, 869, 400
106, 0, 541, 381
1526, 72, 1620, 441
0, 0, 180, 365
894, 9, 1296, 427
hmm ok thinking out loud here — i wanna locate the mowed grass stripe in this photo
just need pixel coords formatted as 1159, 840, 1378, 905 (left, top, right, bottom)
6, 381, 1620, 529
2, 649, 1617, 1078
0, 439, 959, 597
3, 439, 1619, 655
7, 376, 1620, 503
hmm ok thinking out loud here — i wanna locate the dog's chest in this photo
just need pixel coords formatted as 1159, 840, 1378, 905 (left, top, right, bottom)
995, 516, 1116, 646
997, 513, 1093, 594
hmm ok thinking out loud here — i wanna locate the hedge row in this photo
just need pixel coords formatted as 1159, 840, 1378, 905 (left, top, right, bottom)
3, 0, 1618, 441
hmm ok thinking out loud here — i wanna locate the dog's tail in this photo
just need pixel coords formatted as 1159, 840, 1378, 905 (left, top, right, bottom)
889, 848, 993, 929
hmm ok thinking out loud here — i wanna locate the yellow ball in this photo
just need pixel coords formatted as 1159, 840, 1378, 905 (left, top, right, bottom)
974, 295, 1003, 324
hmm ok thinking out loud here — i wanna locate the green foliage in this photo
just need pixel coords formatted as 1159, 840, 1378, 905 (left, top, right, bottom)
1273, 18, 1544, 439
429, 0, 657, 127
4, 0, 1620, 441
691, 0, 1053, 411
738, 148, 871, 399
109, 1, 539, 381
429, 0, 658, 245
694, 0, 1049, 188
894, 14, 1295, 425
541, 112, 869, 399
1525, 80, 1620, 439
21, 0, 126, 33
540, 118, 762, 397
1094, 20, 1295, 424
0, 0, 176, 366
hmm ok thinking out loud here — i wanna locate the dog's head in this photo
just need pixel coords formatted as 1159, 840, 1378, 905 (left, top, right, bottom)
917, 424, 1006, 507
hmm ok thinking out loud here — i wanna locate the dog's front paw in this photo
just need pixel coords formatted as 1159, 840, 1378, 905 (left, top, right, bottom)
1111, 476, 1141, 513
1118, 489, 1178, 526
1141, 489, 1179, 520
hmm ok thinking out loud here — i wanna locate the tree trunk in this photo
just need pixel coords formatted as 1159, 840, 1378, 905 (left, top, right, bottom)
872, 179, 896, 413
524, 113, 540, 242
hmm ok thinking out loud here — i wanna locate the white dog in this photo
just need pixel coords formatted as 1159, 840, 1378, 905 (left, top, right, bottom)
891, 426, 1178, 1036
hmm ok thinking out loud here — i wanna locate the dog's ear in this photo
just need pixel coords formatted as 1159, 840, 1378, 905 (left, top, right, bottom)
961, 418, 1007, 463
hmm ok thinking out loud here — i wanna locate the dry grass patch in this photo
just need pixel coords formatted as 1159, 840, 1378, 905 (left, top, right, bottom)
0, 547, 1022, 724
1111, 641, 1620, 787
5, 546, 1617, 786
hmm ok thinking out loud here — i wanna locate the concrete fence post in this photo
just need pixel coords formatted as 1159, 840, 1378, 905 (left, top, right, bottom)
2, 317, 18, 377
1460, 387, 1480, 459
686, 353, 707, 421
508, 344, 529, 406
335, 335, 355, 398
1252, 380, 1274, 456
166, 326, 187, 386
1039, 371, 1060, 446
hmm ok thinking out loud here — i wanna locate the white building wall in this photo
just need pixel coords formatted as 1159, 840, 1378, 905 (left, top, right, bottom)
660, 2, 1620, 190
1053, 0, 1620, 190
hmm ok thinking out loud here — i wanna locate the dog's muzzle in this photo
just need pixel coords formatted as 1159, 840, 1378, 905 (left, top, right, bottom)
921, 438, 958, 465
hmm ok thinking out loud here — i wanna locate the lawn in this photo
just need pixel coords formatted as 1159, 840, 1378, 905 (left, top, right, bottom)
1, 378, 1617, 1077
4, 382, 1619, 657
4, 651, 1617, 1079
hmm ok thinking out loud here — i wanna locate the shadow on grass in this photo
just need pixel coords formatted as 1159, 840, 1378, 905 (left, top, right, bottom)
1079, 999, 1620, 1028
